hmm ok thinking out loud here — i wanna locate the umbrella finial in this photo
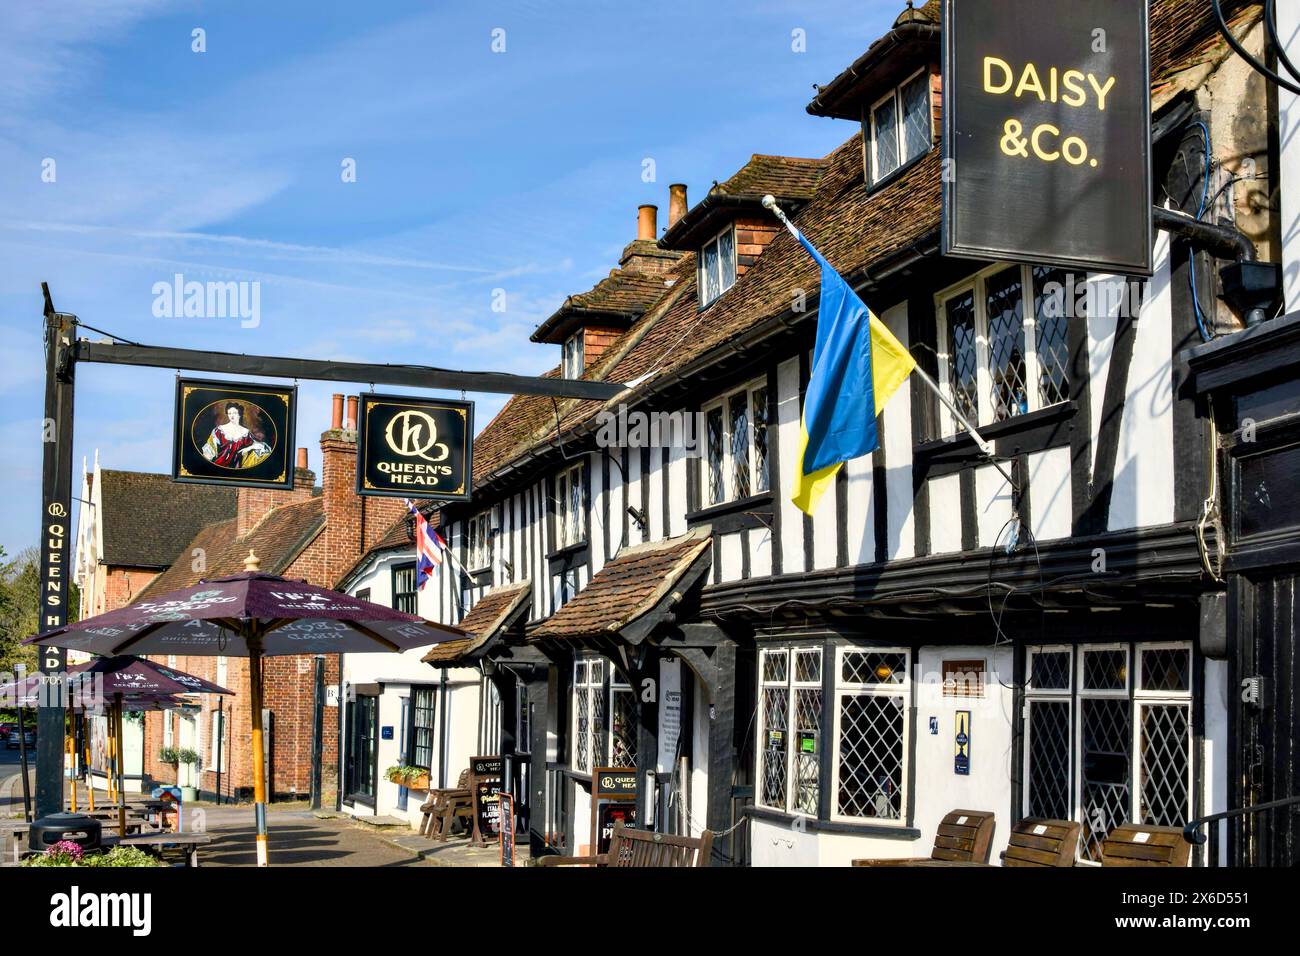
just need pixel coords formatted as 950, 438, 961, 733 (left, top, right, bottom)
243, 549, 261, 572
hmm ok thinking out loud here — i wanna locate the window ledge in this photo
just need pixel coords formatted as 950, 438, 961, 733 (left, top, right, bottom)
744, 805, 921, 839
866, 145, 934, 195
686, 491, 773, 526
546, 541, 588, 562
914, 400, 1077, 463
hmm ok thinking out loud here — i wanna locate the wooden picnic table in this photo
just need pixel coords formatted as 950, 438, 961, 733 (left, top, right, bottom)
104, 832, 213, 868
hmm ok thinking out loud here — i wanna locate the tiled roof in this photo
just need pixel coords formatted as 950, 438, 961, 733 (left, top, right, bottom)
461, 0, 1239, 500
531, 270, 674, 344
423, 580, 532, 664
531, 533, 711, 640
98, 470, 237, 569
134, 497, 325, 601
660, 154, 826, 249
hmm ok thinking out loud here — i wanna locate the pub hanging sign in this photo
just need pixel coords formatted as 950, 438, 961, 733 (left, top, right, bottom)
356, 393, 473, 501
941, 0, 1153, 275
172, 378, 297, 490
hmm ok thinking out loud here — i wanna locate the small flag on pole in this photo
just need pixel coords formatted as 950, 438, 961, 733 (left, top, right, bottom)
408, 501, 445, 590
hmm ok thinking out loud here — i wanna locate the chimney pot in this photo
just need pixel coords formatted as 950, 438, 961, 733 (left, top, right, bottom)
637, 204, 658, 241
669, 184, 688, 227
331, 394, 344, 430
345, 395, 358, 431
296, 447, 308, 470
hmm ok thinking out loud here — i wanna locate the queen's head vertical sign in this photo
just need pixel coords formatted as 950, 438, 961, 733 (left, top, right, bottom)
942, 0, 1153, 275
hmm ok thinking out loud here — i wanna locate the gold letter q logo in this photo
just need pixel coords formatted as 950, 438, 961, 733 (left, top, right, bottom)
385, 410, 449, 462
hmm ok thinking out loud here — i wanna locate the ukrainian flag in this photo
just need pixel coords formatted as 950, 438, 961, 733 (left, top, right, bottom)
791, 232, 915, 515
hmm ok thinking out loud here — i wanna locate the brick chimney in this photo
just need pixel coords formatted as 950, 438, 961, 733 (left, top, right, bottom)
620, 198, 684, 276
668, 184, 688, 227
236, 445, 315, 536
320, 393, 362, 587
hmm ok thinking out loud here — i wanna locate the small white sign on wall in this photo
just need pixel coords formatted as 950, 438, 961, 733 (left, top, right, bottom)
657, 660, 683, 772
325, 685, 340, 708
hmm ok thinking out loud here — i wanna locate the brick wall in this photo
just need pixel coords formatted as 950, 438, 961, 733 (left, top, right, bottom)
139, 411, 374, 804
236, 467, 316, 536
96, 566, 160, 615
734, 216, 782, 275
583, 325, 624, 369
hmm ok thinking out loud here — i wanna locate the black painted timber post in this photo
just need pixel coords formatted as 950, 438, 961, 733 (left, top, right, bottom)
310, 655, 325, 810
705, 642, 738, 866
36, 292, 75, 819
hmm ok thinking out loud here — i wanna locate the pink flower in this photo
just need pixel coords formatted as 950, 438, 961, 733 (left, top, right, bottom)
47, 840, 84, 861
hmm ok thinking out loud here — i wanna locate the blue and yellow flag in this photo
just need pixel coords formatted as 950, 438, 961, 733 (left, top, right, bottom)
791, 232, 915, 515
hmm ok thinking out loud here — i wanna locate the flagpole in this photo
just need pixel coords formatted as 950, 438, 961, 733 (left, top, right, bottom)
405, 499, 470, 579
761, 194, 1010, 476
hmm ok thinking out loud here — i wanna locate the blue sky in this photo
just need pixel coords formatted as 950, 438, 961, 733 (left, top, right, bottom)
0, 0, 900, 554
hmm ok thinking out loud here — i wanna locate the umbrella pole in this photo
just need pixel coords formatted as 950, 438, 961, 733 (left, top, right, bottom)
114, 694, 127, 836
248, 631, 270, 866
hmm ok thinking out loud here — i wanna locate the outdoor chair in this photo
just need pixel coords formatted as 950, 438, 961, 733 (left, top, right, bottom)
419, 768, 474, 841
1098, 824, 1191, 867
1001, 818, 1081, 867
852, 809, 997, 866
536, 821, 712, 867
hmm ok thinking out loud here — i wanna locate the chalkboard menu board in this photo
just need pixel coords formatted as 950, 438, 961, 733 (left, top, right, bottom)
590, 767, 638, 855
499, 792, 516, 867
470, 755, 504, 846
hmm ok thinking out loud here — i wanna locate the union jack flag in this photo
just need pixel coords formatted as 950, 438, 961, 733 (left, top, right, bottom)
411, 505, 446, 591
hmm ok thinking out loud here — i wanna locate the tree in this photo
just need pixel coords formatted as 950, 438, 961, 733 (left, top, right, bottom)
0, 545, 78, 676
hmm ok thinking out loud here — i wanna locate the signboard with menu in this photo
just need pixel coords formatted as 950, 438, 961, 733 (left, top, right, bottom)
590, 767, 638, 855
469, 755, 504, 846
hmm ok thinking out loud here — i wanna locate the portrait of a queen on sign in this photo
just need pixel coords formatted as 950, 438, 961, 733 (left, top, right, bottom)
173, 378, 297, 490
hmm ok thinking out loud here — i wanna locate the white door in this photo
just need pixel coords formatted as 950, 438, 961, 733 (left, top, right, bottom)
178, 714, 197, 788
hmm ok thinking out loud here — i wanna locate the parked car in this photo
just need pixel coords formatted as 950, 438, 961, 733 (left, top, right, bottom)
4, 728, 35, 750
0, 723, 15, 740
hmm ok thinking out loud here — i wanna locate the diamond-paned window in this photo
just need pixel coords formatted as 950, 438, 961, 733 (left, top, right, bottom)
704, 379, 769, 507
936, 263, 1072, 439
1083, 648, 1128, 692
986, 266, 1028, 422
1138, 703, 1190, 826
1029, 649, 1071, 691
945, 289, 979, 427
1025, 643, 1194, 864
837, 694, 905, 820
610, 686, 637, 769
841, 650, 906, 686
834, 645, 909, 824
1031, 266, 1070, 407
1027, 700, 1071, 819
758, 646, 822, 816
1139, 647, 1191, 694
1080, 696, 1131, 862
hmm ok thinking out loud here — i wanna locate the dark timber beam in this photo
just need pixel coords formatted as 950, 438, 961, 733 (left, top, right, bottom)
74, 339, 628, 401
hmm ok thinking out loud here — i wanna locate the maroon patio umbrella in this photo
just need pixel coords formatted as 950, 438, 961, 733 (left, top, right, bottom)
1, 661, 231, 827
25, 550, 465, 866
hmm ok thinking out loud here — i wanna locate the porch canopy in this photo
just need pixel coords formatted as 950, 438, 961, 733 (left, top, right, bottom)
423, 579, 533, 669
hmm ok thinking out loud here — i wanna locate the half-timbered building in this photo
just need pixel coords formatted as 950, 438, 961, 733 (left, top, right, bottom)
346, 0, 1285, 864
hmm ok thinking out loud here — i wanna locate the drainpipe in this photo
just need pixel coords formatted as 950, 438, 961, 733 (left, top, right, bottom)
438, 668, 449, 789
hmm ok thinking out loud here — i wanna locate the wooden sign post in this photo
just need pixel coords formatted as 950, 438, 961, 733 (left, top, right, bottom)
590, 767, 638, 855
468, 755, 504, 847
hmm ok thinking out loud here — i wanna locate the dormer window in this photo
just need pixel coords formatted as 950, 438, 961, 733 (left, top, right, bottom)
867, 68, 931, 186
562, 332, 584, 379
699, 224, 737, 308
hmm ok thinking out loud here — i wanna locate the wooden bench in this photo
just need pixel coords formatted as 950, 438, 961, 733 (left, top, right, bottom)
536, 821, 712, 867
852, 809, 996, 867
1099, 824, 1190, 867
1002, 818, 1081, 867
419, 769, 474, 841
